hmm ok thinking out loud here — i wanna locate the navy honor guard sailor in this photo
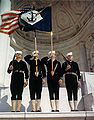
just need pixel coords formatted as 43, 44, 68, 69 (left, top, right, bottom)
41, 51, 62, 112
24, 50, 46, 112
61, 52, 81, 111
7, 51, 29, 112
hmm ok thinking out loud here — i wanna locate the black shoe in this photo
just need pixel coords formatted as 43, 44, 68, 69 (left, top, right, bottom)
11, 111, 15, 112
31, 110, 35, 112
36, 110, 41, 112
74, 110, 78, 111
55, 110, 59, 112
16, 111, 20, 112
71, 110, 74, 111
51, 110, 55, 112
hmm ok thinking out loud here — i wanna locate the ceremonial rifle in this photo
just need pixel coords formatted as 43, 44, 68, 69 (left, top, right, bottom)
11, 54, 15, 66
56, 51, 69, 65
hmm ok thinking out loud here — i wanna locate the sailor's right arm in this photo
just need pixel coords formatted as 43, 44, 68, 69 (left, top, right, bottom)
24, 55, 33, 65
41, 56, 49, 65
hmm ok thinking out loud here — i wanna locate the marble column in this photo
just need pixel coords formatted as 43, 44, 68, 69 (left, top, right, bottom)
80, 42, 89, 72
0, 0, 11, 86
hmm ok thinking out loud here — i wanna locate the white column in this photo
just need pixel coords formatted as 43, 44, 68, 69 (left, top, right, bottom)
80, 42, 89, 72
0, 0, 11, 86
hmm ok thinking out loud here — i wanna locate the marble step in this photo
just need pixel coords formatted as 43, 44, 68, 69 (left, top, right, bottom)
0, 111, 94, 120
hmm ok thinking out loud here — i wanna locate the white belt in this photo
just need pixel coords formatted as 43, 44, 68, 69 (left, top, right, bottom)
15, 70, 24, 73
65, 72, 77, 76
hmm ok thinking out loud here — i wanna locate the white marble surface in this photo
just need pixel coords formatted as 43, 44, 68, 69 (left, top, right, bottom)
77, 72, 94, 111
0, 111, 94, 120
84, 72, 94, 94
0, 0, 11, 86
84, 72, 94, 109
0, 86, 82, 112
0, 71, 94, 112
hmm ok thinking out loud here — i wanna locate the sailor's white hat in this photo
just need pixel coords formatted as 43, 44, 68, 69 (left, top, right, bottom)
15, 51, 22, 54
32, 50, 39, 55
48, 51, 55, 55
66, 52, 72, 57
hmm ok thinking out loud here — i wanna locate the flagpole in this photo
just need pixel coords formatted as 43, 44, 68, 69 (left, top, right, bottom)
34, 30, 38, 77
51, 31, 53, 76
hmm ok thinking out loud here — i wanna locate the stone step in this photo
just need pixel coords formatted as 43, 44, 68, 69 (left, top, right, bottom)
0, 111, 94, 120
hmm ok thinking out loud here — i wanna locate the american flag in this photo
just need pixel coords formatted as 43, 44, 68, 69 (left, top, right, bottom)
0, 7, 52, 34
0, 9, 21, 35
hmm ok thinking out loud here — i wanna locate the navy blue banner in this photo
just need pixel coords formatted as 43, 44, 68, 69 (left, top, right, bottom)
18, 7, 52, 32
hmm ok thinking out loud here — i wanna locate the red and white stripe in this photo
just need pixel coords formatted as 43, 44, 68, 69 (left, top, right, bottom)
0, 9, 21, 35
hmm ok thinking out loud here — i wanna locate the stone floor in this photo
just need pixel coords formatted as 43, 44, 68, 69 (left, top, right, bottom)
0, 111, 94, 120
